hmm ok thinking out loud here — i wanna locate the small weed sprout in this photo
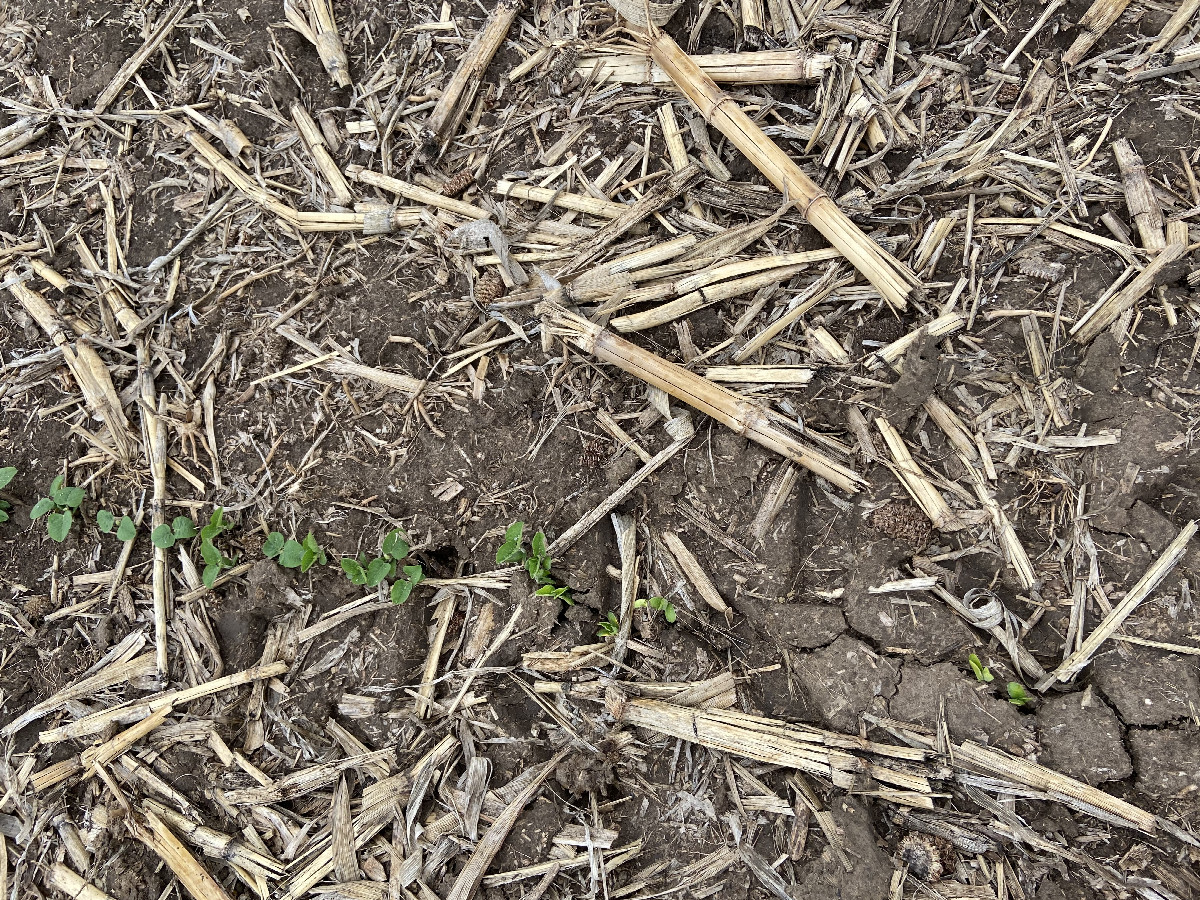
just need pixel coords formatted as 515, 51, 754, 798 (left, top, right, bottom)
968, 652, 994, 683
31, 475, 85, 542
1007, 682, 1030, 707
265, 531, 327, 573
97, 509, 137, 541
635, 595, 676, 623
497, 521, 572, 604
199, 507, 238, 588
597, 611, 620, 638
0, 467, 15, 524
340, 528, 424, 604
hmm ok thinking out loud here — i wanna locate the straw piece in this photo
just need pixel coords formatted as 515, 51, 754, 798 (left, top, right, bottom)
647, 31, 918, 309
40, 661, 289, 743
422, 0, 522, 156
293, 102, 353, 207
348, 166, 490, 219
224, 749, 394, 805
705, 366, 813, 385
540, 300, 864, 492
444, 751, 569, 900
3, 651, 155, 737
1112, 139, 1165, 251
661, 531, 730, 616
494, 181, 627, 218
45, 863, 117, 900
577, 49, 832, 84
94, 0, 191, 113
285, 0, 352, 86
875, 418, 965, 531
128, 808, 235, 900
1037, 521, 1197, 689
1062, 0, 1131, 66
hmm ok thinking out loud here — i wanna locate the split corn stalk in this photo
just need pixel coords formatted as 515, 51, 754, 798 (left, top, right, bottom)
1062, 0, 1131, 66
539, 300, 864, 492
647, 30, 918, 309
577, 49, 833, 84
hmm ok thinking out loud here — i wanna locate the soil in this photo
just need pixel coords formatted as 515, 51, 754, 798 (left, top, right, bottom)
1, 0, 1200, 898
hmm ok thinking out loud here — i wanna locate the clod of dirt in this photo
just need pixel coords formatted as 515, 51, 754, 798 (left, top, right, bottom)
214, 559, 289, 669
555, 741, 623, 796
889, 662, 1034, 754
1091, 648, 1200, 726
881, 336, 941, 424
792, 799, 892, 900
1036, 690, 1131, 785
491, 795, 562, 872
793, 636, 900, 733
762, 602, 846, 650
868, 501, 933, 549
895, 0, 970, 45
843, 586, 974, 664
1127, 727, 1200, 798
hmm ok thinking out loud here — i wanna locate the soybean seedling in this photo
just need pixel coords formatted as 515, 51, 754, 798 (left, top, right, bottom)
1007, 682, 1030, 707
341, 528, 425, 604
97, 509, 137, 541
31, 475, 85, 542
635, 595, 676, 623
150, 516, 198, 550
968, 652, 994, 683
497, 521, 572, 604
199, 507, 238, 588
0, 467, 15, 524
597, 611, 620, 638
264, 530, 327, 573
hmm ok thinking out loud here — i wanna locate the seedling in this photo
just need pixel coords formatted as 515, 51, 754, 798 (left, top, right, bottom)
97, 509, 137, 541
635, 596, 676, 623
0, 467, 15, 523
151, 516, 198, 550
1007, 682, 1030, 707
264, 530, 327, 573
968, 652, 994, 683
340, 528, 424, 604
31, 475, 85, 542
497, 521, 571, 603
199, 507, 238, 588
597, 611, 620, 638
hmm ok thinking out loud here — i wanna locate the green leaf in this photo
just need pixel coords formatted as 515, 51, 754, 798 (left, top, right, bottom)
278, 540, 305, 568
382, 529, 409, 560
0, 467, 16, 490
117, 516, 136, 541
402, 564, 424, 584
200, 541, 221, 565
496, 540, 525, 565
202, 563, 219, 588
172, 516, 197, 539
365, 558, 391, 587
263, 532, 285, 558
531, 530, 547, 559
210, 507, 226, 528
341, 558, 367, 585
47, 510, 71, 542
0, 509, 8, 524
151, 524, 176, 549
31, 497, 54, 519
97, 509, 115, 533
49, 475, 64, 494
504, 521, 524, 544
1007, 682, 1029, 707
297, 548, 313, 573
633, 598, 647, 609
664, 603, 677, 623
200, 524, 220, 541
390, 578, 414, 604
55, 486, 84, 509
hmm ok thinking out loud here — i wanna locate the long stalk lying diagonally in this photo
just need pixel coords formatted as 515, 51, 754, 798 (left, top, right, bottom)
539, 300, 865, 493
646, 29, 920, 310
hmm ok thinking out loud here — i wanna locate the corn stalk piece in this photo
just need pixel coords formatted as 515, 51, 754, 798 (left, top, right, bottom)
422, 0, 523, 157
45, 864, 117, 900
93, 0, 191, 113
645, 30, 918, 310
128, 808, 235, 900
577, 49, 833, 84
1112, 139, 1165, 251
1062, 0, 1132, 67
539, 300, 864, 492
284, 0, 351, 87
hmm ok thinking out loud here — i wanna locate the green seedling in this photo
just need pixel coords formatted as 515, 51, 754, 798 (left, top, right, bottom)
151, 516, 198, 550
265, 531, 327, 573
1007, 682, 1030, 707
199, 507, 238, 588
97, 509, 137, 541
635, 596, 676, 623
0, 466, 15, 523
497, 521, 571, 603
31, 475, 85, 542
597, 611, 620, 638
968, 652, 994, 683
340, 528, 424, 604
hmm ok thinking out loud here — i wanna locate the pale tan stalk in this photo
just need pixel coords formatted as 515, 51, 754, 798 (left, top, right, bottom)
1062, 0, 1132, 66
423, 0, 522, 155
541, 300, 864, 492
579, 49, 833, 85
128, 808, 235, 900
494, 180, 627, 218
349, 166, 490, 219
662, 532, 730, 616
94, 1, 191, 113
876, 418, 965, 531
647, 31, 918, 309
45, 864, 117, 900
292, 101, 353, 206
1113, 139, 1165, 250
